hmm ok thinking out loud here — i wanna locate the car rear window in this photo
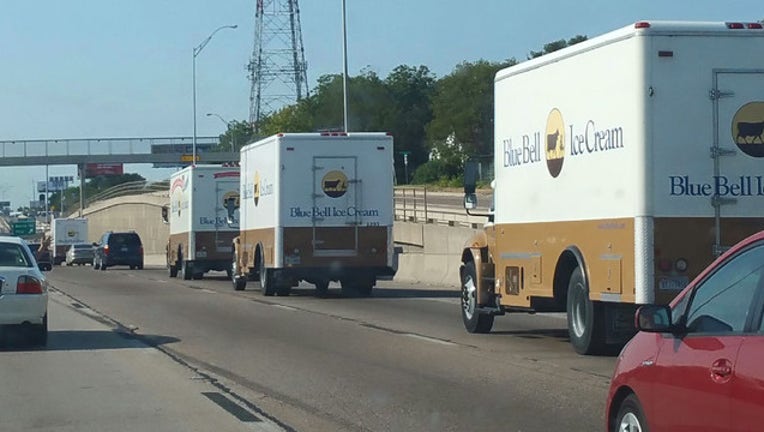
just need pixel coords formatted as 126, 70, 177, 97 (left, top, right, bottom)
0, 243, 33, 267
110, 234, 141, 247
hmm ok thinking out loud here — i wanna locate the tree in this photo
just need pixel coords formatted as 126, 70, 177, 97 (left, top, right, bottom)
425, 59, 515, 178
528, 35, 588, 59
384, 65, 436, 183
217, 120, 257, 152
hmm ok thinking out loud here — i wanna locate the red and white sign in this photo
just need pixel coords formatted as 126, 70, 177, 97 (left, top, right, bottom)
85, 163, 123, 178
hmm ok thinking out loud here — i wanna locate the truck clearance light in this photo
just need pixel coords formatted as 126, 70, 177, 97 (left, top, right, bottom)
320, 132, 348, 137
634, 21, 651, 29
726, 22, 745, 29
747, 23, 763, 29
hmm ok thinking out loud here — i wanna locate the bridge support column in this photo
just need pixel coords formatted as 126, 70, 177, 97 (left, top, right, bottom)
78, 164, 85, 217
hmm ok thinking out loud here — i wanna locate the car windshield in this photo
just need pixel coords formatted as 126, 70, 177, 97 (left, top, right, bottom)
0, 242, 33, 267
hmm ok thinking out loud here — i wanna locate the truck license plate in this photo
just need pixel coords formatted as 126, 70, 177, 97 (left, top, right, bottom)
658, 276, 689, 291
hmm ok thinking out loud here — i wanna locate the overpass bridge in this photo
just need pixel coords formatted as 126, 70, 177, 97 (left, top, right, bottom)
0, 136, 238, 166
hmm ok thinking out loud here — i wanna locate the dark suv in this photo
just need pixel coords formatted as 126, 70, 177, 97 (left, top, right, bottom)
93, 231, 143, 270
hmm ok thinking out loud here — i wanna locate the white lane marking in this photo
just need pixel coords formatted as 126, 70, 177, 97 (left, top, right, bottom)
201, 289, 217, 294
403, 333, 456, 346
271, 304, 298, 312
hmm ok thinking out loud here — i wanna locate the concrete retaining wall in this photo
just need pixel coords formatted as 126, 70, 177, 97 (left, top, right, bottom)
77, 194, 479, 288
76, 193, 169, 256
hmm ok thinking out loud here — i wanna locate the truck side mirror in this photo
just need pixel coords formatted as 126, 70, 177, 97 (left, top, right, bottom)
224, 198, 239, 227
464, 193, 478, 210
161, 206, 169, 224
464, 161, 479, 194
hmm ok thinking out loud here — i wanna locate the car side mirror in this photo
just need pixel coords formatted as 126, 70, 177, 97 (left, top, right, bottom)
91, 242, 98, 247
161, 205, 169, 224
636, 305, 673, 332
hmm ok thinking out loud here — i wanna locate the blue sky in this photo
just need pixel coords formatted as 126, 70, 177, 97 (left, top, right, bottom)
0, 0, 762, 208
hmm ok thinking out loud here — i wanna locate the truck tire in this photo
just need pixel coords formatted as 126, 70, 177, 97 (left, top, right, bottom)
566, 266, 605, 355
460, 261, 494, 333
314, 280, 329, 298
168, 264, 178, 277
258, 259, 276, 296
180, 260, 192, 281
233, 275, 247, 291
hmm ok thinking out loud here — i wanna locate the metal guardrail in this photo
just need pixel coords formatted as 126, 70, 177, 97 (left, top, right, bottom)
394, 186, 487, 228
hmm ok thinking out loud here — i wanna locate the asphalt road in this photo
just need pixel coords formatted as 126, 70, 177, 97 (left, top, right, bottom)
40, 265, 617, 431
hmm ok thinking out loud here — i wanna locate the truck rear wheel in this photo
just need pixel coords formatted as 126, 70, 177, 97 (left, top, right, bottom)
460, 261, 494, 333
314, 280, 329, 298
180, 260, 192, 281
258, 259, 276, 296
567, 267, 605, 355
168, 262, 177, 277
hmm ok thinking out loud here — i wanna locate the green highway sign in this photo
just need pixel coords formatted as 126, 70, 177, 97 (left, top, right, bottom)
11, 219, 36, 236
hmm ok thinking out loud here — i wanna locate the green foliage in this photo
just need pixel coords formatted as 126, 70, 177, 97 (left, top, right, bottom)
528, 35, 588, 59
217, 120, 257, 152
426, 59, 515, 175
246, 33, 587, 187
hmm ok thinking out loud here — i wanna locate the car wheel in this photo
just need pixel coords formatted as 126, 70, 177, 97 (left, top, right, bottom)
137, 263, 143, 270
613, 394, 648, 432
567, 266, 604, 355
129, 265, 136, 270
460, 261, 494, 333
31, 314, 48, 347
93, 257, 100, 270
192, 272, 204, 280
100, 257, 107, 271
258, 258, 276, 296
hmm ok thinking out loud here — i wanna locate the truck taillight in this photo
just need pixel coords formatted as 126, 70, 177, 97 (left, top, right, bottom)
17, 276, 43, 294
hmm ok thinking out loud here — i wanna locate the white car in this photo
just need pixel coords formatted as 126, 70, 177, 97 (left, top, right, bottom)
0, 236, 49, 345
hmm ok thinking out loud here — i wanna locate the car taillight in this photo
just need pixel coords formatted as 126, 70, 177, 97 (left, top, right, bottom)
140, 246, 144, 255
17, 276, 43, 294
104, 244, 109, 255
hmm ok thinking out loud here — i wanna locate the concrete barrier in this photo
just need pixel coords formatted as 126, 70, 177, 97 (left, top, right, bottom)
77, 193, 481, 288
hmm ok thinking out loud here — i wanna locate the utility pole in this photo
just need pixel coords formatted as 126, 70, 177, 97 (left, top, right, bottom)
248, 0, 309, 133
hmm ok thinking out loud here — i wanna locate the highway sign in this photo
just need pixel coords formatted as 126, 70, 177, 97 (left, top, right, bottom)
11, 219, 36, 236
181, 154, 201, 163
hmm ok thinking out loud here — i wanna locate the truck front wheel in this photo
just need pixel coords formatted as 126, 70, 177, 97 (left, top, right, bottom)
566, 267, 604, 355
460, 261, 494, 334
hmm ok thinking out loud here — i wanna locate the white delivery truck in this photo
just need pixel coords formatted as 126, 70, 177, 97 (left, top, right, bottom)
459, 21, 764, 354
50, 217, 88, 265
231, 132, 397, 296
164, 165, 241, 280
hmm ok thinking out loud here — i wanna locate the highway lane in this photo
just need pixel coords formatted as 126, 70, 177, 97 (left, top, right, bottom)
0, 290, 286, 432
46, 265, 617, 431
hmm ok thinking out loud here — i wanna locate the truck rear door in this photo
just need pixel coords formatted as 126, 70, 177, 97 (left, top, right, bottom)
312, 156, 359, 255
712, 71, 764, 254
214, 179, 239, 254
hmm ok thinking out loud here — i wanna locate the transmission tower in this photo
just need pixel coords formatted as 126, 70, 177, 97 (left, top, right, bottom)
248, 0, 309, 132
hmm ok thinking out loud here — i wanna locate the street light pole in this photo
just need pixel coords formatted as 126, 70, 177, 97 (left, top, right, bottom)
206, 112, 235, 153
341, 0, 349, 133
193, 24, 237, 166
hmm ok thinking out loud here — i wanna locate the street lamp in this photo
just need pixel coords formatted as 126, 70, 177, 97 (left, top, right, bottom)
341, 0, 349, 133
206, 112, 236, 152
193, 24, 237, 166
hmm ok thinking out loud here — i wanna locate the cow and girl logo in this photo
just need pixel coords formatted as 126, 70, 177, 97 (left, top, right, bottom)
545, 109, 566, 178
321, 170, 348, 198
733, 102, 764, 158
171, 175, 188, 217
